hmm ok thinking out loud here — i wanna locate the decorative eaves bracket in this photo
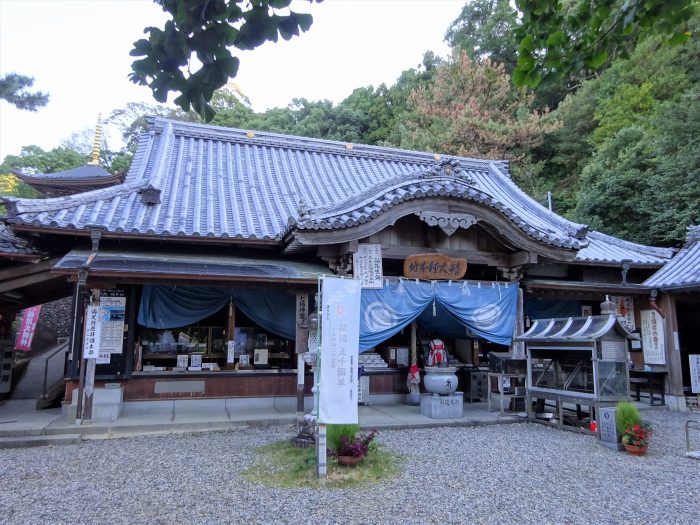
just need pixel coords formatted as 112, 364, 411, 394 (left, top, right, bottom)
416, 211, 479, 236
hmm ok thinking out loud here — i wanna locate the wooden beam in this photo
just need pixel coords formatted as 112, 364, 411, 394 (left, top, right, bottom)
0, 270, 62, 293
379, 245, 509, 266
0, 257, 60, 282
509, 251, 538, 267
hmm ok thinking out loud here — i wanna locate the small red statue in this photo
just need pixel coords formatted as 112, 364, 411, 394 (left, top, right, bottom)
427, 339, 447, 367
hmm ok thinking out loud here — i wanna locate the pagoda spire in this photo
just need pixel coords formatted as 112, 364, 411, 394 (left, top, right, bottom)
87, 113, 102, 165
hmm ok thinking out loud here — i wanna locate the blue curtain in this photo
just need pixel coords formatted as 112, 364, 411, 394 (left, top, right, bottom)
138, 285, 296, 339
139, 281, 518, 352
359, 280, 518, 351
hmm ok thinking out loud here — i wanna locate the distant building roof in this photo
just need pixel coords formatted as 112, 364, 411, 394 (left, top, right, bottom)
643, 226, 700, 291
13, 165, 124, 197
575, 230, 675, 267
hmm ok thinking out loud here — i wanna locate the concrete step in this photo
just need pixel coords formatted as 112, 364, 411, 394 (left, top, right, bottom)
0, 433, 81, 448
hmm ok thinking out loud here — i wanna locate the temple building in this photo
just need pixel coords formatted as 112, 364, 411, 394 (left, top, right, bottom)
1, 117, 693, 417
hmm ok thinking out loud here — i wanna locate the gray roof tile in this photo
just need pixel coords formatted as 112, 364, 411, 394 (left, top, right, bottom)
0, 118, 664, 263
644, 226, 700, 290
575, 230, 674, 266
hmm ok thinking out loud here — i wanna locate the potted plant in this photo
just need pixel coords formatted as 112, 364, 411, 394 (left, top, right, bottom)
333, 429, 377, 466
621, 422, 653, 455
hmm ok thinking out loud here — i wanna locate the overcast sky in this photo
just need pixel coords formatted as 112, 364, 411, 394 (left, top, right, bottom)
0, 0, 464, 159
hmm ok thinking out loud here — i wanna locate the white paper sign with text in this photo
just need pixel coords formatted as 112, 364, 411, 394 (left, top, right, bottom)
640, 309, 666, 365
353, 243, 383, 289
319, 276, 361, 424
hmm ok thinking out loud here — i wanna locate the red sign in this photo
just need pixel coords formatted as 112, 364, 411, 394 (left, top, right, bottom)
15, 305, 41, 352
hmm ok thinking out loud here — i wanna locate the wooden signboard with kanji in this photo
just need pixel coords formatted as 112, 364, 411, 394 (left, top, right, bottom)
403, 254, 467, 280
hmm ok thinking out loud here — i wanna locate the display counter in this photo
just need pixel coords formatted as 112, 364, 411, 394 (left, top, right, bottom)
64, 368, 406, 402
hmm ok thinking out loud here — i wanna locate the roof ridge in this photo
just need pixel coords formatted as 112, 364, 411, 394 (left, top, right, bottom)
153, 117, 501, 168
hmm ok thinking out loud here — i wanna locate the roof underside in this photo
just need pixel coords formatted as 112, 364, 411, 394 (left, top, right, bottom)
54, 249, 328, 284
644, 226, 700, 290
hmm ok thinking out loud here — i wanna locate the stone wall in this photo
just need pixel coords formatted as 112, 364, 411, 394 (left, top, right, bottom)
39, 296, 72, 338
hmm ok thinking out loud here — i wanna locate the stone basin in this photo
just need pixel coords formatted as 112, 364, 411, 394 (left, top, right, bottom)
423, 366, 458, 395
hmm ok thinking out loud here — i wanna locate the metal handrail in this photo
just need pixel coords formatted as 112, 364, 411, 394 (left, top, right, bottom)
41, 341, 69, 398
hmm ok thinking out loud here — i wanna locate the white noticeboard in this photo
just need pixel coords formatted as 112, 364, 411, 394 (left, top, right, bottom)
97, 292, 126, 364
83, 305, 102, 360
640, 309, 666, 365
319, 276, 362, 424
690, 355, 700, 394
352, 243, 383, 289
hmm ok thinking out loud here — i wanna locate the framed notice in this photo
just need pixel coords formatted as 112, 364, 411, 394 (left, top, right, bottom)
690, 355, 700, 394
640, 309, 665, 365
609, 295, 635, 331
353, 243, 383, 289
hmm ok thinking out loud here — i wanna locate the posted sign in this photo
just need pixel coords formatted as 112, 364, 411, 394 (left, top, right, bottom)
319, 276, 361, 424
640, 309, 666, 365
690, 355, 700, 394
353, 243, 383, 289
83, 305, 103, 360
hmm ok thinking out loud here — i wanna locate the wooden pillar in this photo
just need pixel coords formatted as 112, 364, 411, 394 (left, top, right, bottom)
512, 286, 525, 359
295, 293, 309, 416
123, 284, 138, 379
410, 321, 417, 366
659, 293, 684, 398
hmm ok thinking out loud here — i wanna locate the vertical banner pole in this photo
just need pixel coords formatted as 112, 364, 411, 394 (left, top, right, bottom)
317, 424, 327, 478
82, 289, 100, 423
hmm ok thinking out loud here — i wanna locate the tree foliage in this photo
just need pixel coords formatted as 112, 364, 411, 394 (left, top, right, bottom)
0, 73, 49, 111
129, 0, 320, 121
400, 51, 558, 161
445, 0, 520, 73
514, 0, 696, 89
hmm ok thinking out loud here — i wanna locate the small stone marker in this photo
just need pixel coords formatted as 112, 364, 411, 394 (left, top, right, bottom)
599, 407, 623, 451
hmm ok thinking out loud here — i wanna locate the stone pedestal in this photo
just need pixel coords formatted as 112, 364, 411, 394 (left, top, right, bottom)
63, 384, 123, 422
420, 392, 464, 419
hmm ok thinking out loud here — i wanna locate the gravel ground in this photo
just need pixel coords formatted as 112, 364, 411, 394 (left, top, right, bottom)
1, 408, 698, 525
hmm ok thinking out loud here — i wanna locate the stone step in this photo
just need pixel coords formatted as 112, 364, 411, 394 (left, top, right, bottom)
0, 433, 81, 449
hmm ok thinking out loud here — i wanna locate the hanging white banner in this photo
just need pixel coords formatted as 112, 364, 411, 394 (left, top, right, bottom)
319, 276, 361, 424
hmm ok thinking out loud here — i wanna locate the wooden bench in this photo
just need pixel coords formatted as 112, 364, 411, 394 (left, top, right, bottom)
629, 373, 666, 406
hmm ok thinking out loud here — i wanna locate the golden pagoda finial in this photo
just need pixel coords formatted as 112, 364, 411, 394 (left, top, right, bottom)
88, 113, 102, 165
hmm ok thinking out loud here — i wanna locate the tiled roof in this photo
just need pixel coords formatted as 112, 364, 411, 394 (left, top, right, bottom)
0, 224, 42, 258
644, 226, 700, 290
575, 230, 675, 267
2, 118, 590, 248
14, 165, 113, 181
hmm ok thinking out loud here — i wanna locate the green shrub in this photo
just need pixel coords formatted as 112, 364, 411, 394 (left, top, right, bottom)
615, 400, 642, 437
326, 424, 359, 452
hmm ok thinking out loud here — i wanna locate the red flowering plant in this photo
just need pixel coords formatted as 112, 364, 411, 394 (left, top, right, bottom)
334, 430, 377, 458
621, 422, 653, 446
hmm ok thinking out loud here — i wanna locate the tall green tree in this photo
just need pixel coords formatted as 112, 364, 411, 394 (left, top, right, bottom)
445, 0, 520, 73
